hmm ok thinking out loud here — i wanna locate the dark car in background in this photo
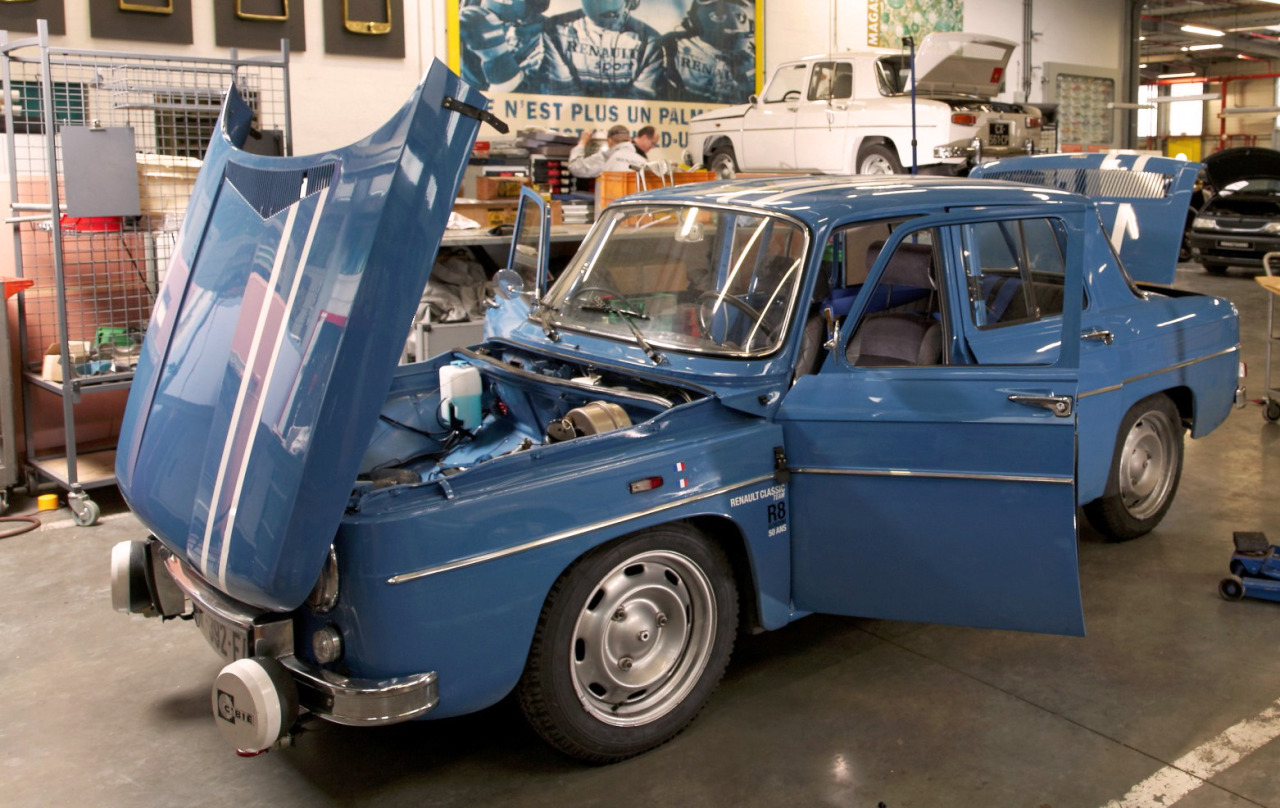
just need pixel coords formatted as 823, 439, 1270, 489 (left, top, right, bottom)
1188, 146, 1280, 274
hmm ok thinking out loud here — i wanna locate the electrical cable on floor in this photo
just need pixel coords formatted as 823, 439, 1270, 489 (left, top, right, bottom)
0, 515, 41, 539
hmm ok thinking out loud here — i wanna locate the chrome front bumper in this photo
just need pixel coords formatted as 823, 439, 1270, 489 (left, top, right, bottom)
151, 541, 439, 726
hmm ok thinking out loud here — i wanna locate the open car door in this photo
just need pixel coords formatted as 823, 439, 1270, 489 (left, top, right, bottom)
777, 211, 1086, 636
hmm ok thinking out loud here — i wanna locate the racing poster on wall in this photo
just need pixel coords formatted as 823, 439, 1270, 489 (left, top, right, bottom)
867, 0, 963, 49
448, 1, 762, 156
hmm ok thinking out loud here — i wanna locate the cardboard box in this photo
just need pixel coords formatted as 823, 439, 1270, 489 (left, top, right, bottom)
451, 199, 563, 229
474, 176, 531, 200
41, 341, 92, 382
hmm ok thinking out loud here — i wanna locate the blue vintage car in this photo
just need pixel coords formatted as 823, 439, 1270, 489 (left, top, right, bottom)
111, 63, 1241, 762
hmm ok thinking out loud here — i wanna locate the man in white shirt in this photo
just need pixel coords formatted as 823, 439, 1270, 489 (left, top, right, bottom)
568, 124, 649, 178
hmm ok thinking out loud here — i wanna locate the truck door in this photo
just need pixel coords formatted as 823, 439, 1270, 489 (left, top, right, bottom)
740, 63, 806, 168
794, 61, 856, 173
777, 213, 1086, 636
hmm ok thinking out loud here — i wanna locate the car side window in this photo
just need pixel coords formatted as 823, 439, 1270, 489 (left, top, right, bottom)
962, 218, 1069, 330
808, 61, 853, 101
764, 64, 808, 103
845, 230, 946, 367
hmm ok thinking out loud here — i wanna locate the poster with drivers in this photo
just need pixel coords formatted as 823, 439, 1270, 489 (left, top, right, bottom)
450, 1, 761, 156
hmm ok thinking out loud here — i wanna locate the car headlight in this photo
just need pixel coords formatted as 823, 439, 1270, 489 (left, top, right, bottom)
1263, 222, 1280, 235
1193, 216, 1218, 230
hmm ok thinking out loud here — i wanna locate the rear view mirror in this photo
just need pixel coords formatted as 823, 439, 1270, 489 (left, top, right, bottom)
494, 268, 525, 301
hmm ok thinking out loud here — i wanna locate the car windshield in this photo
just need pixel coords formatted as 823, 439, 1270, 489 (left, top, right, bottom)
543, 205, 809, 358
1221, 178, 1280, 196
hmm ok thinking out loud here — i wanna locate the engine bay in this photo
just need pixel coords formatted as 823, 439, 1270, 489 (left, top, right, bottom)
354, 345, 705, 494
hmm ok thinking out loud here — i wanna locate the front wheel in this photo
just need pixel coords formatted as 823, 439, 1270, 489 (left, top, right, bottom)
1083, 393, 1184, 541
516, 524, 738, 763
708, 146, 737, 179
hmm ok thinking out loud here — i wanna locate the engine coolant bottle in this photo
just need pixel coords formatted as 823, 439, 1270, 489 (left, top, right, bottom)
439, 361, 482, 430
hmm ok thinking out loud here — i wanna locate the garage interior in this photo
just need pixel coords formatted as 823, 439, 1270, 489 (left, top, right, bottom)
3, 2, 1280, 807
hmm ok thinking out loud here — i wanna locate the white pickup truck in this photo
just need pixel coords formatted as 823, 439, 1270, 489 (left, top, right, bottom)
683, 32, 1043, 176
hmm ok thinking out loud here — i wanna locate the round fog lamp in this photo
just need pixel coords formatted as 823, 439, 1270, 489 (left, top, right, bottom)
312, 625, 344, 665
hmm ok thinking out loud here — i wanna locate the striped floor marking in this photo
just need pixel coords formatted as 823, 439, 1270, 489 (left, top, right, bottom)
1104, 697, 1280, 807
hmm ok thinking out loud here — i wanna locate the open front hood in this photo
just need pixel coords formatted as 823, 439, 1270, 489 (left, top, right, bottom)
912, 32, 1016, 99
970, 152, 1202, 285
1203, 146, 1280, 190
116, 61, 488, 610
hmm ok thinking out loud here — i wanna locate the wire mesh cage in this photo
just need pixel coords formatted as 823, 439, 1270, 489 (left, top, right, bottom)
1, 23, 291, 509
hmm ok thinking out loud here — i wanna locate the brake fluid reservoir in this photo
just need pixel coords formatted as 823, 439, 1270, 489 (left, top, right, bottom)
439, 361, 482, 430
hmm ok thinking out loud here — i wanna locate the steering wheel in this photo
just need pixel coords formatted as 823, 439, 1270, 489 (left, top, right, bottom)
782, 89, 801, 102
697, 292, 775, 348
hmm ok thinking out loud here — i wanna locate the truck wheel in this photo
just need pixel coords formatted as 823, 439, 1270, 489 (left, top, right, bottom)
857, 145, 902, 175
708, 146, 737, 179
1084, 393, 1184, 541
516, 524, 738, 763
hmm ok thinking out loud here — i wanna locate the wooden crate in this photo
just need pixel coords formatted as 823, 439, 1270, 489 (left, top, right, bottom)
595, 170, 719, 209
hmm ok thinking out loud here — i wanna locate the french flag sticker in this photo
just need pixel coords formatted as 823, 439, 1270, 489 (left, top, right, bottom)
676, 461, 688, 488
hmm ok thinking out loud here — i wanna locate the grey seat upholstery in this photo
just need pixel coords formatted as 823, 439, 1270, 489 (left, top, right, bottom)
846, 241, 942, 367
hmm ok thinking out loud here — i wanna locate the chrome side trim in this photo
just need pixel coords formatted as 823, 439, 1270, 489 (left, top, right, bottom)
790, 467, 1072, 485
1078, 345, 1238, 399
389, 473, 778, 584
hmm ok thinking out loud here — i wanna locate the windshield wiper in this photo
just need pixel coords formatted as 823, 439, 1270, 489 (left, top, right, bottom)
580, 303, 666, 365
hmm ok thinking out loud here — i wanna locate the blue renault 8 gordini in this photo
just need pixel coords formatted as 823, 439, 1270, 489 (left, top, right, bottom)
112, 62, 1242, 762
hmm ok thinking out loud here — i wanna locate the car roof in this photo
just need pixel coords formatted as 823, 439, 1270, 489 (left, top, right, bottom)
618, 175, 1088, 229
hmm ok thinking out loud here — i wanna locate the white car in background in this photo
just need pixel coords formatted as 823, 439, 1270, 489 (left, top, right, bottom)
683, 32, 1043, 176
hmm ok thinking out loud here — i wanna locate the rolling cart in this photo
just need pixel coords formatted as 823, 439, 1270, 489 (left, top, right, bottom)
1258, 252, 1280, 422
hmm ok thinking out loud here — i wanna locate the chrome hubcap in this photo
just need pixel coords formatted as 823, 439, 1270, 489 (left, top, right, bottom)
571, 551, 715, 727
1118, 409, 1177, 520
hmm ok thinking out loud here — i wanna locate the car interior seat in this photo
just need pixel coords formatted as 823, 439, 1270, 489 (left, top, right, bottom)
845, 241, 943, 367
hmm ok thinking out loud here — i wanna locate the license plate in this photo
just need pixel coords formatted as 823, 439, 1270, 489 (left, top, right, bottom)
988, 122, 1010, 146
195, 605, 250, 662
1220, 240, 1252, 249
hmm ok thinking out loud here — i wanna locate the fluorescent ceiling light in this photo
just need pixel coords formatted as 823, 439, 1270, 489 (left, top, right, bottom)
1180, 24, 1225, 37
1158, 71, 1197, 78
1186, 43, 1224, 51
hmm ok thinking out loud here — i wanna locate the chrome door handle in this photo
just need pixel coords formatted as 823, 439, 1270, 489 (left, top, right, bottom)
1009, 394, 1073, 417
1082, 329, 1114, 345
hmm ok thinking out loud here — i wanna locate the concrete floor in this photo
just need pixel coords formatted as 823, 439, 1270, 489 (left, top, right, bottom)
4, 262, 1280, 808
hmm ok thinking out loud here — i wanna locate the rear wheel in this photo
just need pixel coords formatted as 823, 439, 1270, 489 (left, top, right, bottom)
708, 146, 737, 179
516, 524, 738, 763
1083, 393, 1184, 541
857, 144, 903, 175
1219, 576, 1245, 601
1200, 261, 1228, 275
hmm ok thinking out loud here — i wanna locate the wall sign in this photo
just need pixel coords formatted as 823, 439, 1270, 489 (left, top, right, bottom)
867, 0, 964, 49
323, 0, 404, 58
0, 0, 67, 35
215, 0, 306, 52
89, 0, 193, 44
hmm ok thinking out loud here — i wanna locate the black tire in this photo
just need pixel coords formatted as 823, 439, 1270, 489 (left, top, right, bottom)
856, 144, 903, 175
708, 146, 737, 179
1219, 576, 1245, 601
1201, 262, 1228, 275
1265, 399, 1280, 423
516, 523, 738, 763
1083, 393, 1184, 541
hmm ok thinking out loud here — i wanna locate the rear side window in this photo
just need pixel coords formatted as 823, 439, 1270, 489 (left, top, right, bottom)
808, 61, 854, 101
962, 218, 1069, 329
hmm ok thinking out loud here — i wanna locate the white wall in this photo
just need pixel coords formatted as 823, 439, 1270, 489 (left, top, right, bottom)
5, 1, 1127, 148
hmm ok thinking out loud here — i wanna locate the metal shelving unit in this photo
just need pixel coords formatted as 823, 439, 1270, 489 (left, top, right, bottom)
1, 21, 291, 523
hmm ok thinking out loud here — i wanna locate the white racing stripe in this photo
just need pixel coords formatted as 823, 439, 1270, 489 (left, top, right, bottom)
1103, 697, 1280, 807
216, 183, 330, 584
199, 194, 303, 579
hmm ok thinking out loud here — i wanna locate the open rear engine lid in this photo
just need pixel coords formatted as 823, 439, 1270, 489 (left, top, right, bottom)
911, 32, 1017, 99
116, 61, 493, 610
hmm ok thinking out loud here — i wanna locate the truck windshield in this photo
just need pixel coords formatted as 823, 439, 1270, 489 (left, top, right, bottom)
544, 205, 809, 358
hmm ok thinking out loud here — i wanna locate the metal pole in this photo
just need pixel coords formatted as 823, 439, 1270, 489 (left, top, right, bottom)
905, 36, 917, 174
